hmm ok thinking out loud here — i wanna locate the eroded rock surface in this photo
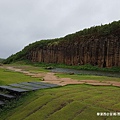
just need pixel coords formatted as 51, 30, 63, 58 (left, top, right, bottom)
27, 36, 120, 68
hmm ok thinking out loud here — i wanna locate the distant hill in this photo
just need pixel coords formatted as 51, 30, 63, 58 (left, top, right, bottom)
3, 20, 120, 68
0, 58, 5, 63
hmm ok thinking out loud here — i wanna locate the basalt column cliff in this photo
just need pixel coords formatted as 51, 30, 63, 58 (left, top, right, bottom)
27, 35, 120, 68
4, 20, 120, 68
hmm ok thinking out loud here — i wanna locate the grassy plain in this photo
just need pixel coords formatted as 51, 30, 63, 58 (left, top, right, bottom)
0, 85, 120, 120
0, 67, 41, 85
0, 65, 120, 120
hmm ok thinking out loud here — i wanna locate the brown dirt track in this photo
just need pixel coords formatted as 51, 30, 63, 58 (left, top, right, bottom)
1, 66, 120, 87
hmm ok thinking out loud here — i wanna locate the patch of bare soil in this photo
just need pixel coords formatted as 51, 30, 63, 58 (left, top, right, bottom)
1, 66, 120, 87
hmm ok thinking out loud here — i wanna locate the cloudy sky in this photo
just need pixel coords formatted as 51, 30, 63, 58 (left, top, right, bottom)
0, 0, 120, 58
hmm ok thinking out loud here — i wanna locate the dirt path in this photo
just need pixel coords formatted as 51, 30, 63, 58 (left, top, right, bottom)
1, 66, 120, 87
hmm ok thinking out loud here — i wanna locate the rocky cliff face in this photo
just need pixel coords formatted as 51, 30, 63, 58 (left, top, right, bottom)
27, 35, 120, 68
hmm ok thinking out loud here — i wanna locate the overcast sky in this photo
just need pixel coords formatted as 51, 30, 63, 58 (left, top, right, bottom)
0, 0, 120, 58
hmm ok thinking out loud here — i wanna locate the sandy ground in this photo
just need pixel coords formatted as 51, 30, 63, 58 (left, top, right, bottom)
1, 66, 120, 87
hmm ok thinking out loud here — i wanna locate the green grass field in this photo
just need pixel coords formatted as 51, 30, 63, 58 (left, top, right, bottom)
0, 67, 41, 85
0, 65, 120, 120
0, 85, 120, 120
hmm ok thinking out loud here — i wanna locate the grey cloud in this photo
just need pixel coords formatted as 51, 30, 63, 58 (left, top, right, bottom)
0, 0, 120, 58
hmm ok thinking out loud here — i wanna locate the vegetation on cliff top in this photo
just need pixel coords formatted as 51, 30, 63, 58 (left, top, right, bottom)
3, 20, 120, 64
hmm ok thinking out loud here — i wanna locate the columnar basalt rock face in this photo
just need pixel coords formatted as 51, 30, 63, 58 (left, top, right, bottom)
27, 35, 120, 68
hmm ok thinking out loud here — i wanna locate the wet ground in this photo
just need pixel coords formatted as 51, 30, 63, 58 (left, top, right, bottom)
50, 68, 120, 78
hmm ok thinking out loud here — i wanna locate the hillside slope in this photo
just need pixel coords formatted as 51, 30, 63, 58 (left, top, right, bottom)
4, 20, 120, 68
1, 84, 120, 120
